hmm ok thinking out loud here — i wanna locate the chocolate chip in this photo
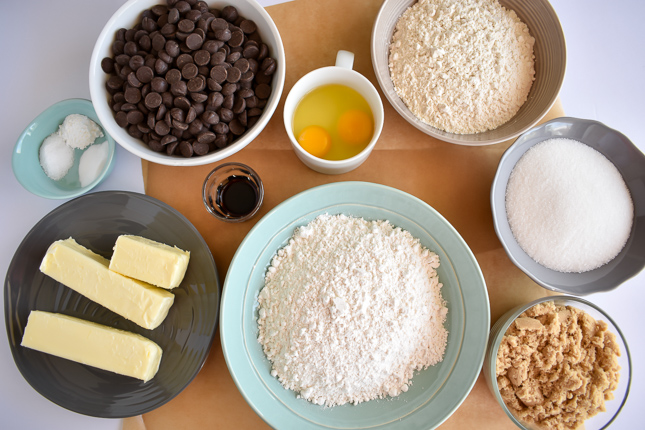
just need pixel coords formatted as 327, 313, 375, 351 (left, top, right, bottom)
186, 33, 203, 50
124, 87, 142, 104
135, 66, 154, 83
145, 92, 163, 109
127, 72, 142, 88
223, 94, 234, 110
177, 19, 195, 33
239, 20, 257, 34
151, 77, 169, 93
201, 110, 219, 125
166, 39, 181, 57
211, 17, 228, 31
174, 96, 191, 111
182, 62, 199, 79
221, 6, 238, 22
193, 49, 210, 66
115, 111, 128, 127
229, 119, 245, 135
222, 82, 237, 96
155, 120, 171, 136
226, 66, 241, 83
179, 140, 193, 157
193, 140, 209, 155
166, 68, 182, 84
155, 59, 169, 75
126, 110, 144, 124
242, 44, 259, 59
214, 28, 231, 42
161, 134, 177, 145
219, 108, 234, 123
187, 76, 206, 92
260, 57, 276, 76
255, 83, 271, 99
214, 122, 229, 135
229, 30, 244, 48
210, 65, 228, 83
101, 57, 115, 74
232, 97, 246, 114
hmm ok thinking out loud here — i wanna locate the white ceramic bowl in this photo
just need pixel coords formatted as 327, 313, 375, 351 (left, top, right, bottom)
89, 0, 285, 166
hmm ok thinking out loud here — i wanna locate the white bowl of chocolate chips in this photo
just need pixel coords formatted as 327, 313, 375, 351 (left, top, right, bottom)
89, 0, 285, 166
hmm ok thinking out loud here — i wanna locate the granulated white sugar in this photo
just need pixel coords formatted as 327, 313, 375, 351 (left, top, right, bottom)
505, 138, 633, 273
256, 214, 448, 407
59, 114, 103, 149
78, 141, 109, 187
39, 132, 74, 181
388, 0, 535, 134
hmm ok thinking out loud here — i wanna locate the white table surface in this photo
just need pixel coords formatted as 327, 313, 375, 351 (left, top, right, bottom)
0, 1, 642, 429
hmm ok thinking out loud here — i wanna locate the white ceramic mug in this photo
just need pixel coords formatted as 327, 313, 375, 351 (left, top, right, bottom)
283, 50, 384, 175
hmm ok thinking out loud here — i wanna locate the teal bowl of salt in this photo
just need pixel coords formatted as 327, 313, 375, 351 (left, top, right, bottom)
12, 98, 116, 199
491, 116, 645, 295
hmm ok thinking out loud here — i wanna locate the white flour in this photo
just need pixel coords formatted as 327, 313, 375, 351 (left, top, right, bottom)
256, 214, 448, 406
389, 0, 535, 134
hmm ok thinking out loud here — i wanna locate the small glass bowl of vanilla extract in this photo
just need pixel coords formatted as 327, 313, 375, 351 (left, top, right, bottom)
202, 162, 264, 222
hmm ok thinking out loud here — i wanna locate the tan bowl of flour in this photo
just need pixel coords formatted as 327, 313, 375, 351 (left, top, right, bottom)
371, 0, 566, 145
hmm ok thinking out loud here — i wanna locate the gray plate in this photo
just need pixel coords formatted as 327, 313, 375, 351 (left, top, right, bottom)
491, 117, 645, 294
5, 191, 220, 418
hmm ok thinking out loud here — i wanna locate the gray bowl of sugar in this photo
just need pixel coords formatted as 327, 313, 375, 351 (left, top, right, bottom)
491, 117, 645, 294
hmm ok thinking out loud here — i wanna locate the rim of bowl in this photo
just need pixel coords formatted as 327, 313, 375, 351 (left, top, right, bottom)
12, 98, 116, 200
486, 295, 632, 430
370, 0, 566, 146
89, 0, 286, 166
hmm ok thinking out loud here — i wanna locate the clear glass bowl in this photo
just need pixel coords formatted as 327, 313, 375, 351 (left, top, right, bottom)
483, 295, 632, 430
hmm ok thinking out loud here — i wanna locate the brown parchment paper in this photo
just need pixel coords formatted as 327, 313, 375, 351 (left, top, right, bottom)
125, 0, 564, 428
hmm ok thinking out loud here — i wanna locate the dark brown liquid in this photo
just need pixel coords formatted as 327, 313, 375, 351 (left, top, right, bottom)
215, 175, 259, 217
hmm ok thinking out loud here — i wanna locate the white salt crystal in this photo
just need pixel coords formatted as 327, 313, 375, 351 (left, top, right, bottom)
78, 141, 109, 187
505, 138, 633, 273
39, 132, 74, 181
59, 114, 103, 149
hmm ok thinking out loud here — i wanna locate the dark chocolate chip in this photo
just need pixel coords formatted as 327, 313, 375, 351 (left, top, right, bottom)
255, 83, 271, 99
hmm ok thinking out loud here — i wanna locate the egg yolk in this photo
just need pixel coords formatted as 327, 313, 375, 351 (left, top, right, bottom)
337, 110, 373, 145
297, 125, 332, 158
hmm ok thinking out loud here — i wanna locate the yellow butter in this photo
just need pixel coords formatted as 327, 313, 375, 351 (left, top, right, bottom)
21, 310, 162, 382
109, 235, 190, 290
40, 238, 174, 330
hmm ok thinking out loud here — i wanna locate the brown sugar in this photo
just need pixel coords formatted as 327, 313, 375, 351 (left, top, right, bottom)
496, 301, 621, 429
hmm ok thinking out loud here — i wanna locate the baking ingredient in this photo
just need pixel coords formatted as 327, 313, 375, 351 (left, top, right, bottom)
109, 235, 190, 290
293, 84, 373, 160
389, 0, 535, 134
40, 238, 174, 330
505, 138, 633, 272
59, 114, 104, 149
22, 310, 162, 382
297, 125, 332, 158
213, 175, 260, 217
78, 141, 109, 187
257, 214, 448, 406
39, 132, 74, 180
100, 3, 277, 157
496, 301, 621, 430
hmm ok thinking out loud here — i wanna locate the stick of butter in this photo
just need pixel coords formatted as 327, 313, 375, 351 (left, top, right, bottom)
40, 238, 174, 330
21, 310, 162, 382
109, 235, 190, 290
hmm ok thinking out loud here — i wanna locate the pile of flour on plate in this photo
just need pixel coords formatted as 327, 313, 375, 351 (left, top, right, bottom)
389, 0, 535, 134
256, 214, 448, 406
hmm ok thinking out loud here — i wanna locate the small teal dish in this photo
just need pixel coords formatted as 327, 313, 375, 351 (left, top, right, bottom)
12, 98, 116, 199
220, 181, 490, 429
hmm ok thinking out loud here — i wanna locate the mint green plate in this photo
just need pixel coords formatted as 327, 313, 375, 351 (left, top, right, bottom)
220, 182, 490, 429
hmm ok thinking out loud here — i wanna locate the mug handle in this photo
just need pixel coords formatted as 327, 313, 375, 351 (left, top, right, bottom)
335, 50, 355, 70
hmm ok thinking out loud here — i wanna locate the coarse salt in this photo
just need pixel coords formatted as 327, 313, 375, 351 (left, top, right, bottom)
39, 132, 74, 181
505, 138, 633, 273
59, 114, 104, 150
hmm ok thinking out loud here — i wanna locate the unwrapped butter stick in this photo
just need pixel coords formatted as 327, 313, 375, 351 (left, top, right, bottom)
40, 238, 174, 330
109, 235, 190, 290
22, 310, 162, 382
